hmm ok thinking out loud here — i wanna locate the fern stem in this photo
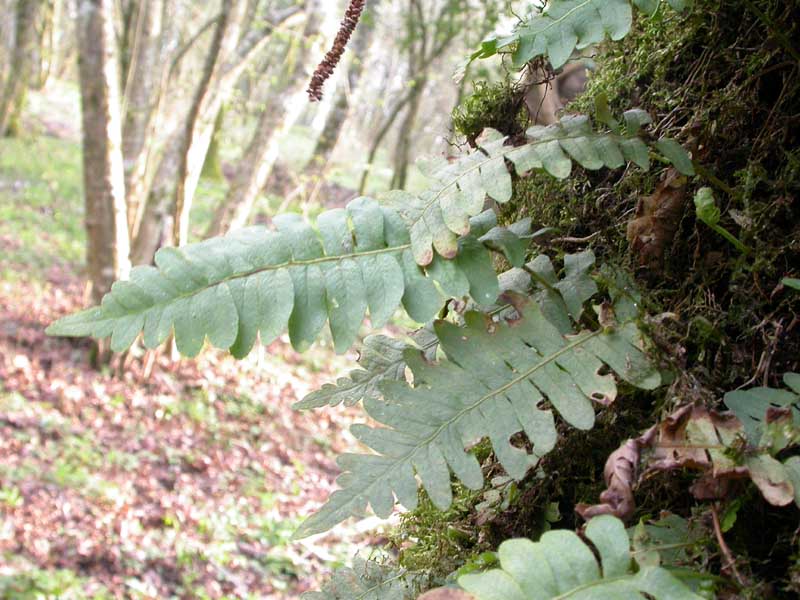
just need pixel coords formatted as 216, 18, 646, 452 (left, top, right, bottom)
692, 161, 735, 197
523, 265, 558, 294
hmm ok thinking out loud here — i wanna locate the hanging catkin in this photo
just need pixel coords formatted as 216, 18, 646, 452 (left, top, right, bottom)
306, 0, 366, 102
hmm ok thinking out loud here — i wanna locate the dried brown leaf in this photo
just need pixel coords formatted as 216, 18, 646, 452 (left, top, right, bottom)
626, 168, 687, 270
579, 404, 797, 521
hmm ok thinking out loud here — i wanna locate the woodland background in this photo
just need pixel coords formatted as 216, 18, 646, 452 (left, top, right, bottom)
1, 0, 800, 598
0, 0, 507, 596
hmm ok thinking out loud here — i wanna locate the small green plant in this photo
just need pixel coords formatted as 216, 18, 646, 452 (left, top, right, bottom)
783, 277, 800, 291
456, 516, 704, 599
693, 187, 750, 254
0, 485, 23, 508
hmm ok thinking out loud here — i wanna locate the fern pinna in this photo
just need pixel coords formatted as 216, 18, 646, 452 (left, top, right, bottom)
293, 250, 661, 539
48, 111, 692, 357
471, 0, 689, 68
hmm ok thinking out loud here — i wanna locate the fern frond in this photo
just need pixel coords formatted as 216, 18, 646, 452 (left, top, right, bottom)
457, 515, 704, 599
294, 287, 661, 538
473, 0, 688, 68
299, 250, 598, 410
386, 116, 691, 266
293, 332, 434, 410
302, 557, 413, 600
47, 199, 519, 357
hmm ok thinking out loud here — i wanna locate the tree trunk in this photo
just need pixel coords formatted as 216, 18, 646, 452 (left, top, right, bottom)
390, 76, 426, 190
206, 2, 321, 237
121, 0, 164, 237
172, 0, 248, 247
130, 1, 301, 262
77, 0, 130, 304
206, 86, 307, 237
129, 129, 181, 265
200, 105, 225, 180
0, 0, 45, 136
357, 87, 415, 194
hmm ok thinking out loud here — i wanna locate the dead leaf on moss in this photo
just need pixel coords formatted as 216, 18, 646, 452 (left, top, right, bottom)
626, 168, 687, 270
578, 404, 797, 521
576, 435, 648, 520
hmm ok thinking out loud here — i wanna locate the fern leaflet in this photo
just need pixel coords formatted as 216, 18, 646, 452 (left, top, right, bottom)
472, 0, 688, 69
294, 283, 661, 538
299, 251, 599, 410
302, 557, 413, 600
387, 116, 692, 266
458, 515, 704, 599
47, 200, 523, 357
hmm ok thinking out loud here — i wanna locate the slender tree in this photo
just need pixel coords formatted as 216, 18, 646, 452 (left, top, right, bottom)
0, 0, 45, 136
121, 0, 165, 236
205, 0, 323, 237
358, 0, 464, 193
76, 0, 131, 304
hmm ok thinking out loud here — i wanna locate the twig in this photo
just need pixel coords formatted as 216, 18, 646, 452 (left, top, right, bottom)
550, 232, 599, 244
741, 0, 800, 64
711, 503, 748, 588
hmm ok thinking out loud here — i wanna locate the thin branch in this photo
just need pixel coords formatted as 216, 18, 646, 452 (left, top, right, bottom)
167, 13, 222, 82
711, 503, 748, 588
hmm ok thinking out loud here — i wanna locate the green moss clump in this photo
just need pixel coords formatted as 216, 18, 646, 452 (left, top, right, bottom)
451, 81, 526, 144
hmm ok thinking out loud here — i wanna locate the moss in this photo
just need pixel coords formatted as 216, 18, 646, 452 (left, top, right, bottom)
389, 486, 482, 584
451, 81, 526, 144
385, 0, 800, 593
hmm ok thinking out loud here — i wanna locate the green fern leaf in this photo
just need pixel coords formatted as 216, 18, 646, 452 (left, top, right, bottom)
514, 0, 633, 69
458, 515, 704, 599
302, 557, 413, 600
47, 199, 515, 357
388, 117, 658, 266
299, 251, 598, 411
723, 372, 800, 445
475, 0, 688, 68
293, 332, 436, 410
294, 291, 660, 538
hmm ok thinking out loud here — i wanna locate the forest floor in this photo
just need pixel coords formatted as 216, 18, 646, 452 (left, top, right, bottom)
0, 87, 387, 599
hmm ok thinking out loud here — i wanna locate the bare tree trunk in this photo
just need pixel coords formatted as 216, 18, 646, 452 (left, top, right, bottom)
390, 76, 426, 189
130, 2, 303, 263
206, 2, 321, 237
31, 0, 61, 89
77, 0, 130, 304
172, 0, 248, 247
0, 0, 45, 136
129, 129, 181, 265
121, 0, 164, 236
206, 86, 307, 237
200, 105, 225, 180
357, 88, 414, 194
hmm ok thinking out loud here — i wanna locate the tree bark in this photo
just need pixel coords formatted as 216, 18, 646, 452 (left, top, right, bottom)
121, 0, 164, 237
206, 1, 321, 237
172, 0, 248, 247
130, 1, 303, 263
0, 0, 45, 136
129, 128, 181, 265
390, 75, 426, 189
77, 0, 131, 304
